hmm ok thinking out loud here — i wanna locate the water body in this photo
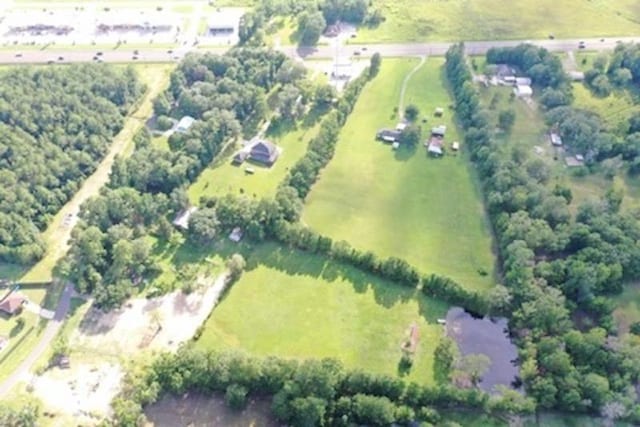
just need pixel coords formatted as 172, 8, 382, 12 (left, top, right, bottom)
445, 307, 520, 394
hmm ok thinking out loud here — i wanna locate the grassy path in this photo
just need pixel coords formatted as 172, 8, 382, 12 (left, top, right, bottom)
22, 65, 173, 283
397, 55, 426, 118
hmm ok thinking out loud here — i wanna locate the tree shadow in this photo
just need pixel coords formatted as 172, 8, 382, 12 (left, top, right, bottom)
397, 355, 413, 377
241, 242, 414, 309
266, 117, 297, 139
393, 142, 418, 162
301, 104, 329, 129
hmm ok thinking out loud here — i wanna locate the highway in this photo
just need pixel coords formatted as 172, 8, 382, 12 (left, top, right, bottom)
0, 36, 638, 65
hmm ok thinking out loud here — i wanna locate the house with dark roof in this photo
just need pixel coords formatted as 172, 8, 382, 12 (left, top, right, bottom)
249, 139, 280, 166
0, 292, 26, 316
376, 128, 402, 143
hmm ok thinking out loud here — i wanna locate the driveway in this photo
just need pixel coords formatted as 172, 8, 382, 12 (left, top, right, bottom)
0, 283, 73, 398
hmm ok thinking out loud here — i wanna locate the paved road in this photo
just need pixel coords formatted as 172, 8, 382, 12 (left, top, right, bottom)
1, 36, 638, 65
0, 283, 73, 399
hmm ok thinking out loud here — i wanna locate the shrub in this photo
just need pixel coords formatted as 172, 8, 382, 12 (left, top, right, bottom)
225, 383, 249, 410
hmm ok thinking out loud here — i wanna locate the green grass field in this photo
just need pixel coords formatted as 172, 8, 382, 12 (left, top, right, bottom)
189, 121, 321, 202
196, 243, 448, 384
302, 58, 496, 292
353, 0, 640, 43
572, 83, 640, 132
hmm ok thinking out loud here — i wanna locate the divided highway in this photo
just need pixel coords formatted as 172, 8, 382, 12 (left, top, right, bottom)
0, 36, 638, 65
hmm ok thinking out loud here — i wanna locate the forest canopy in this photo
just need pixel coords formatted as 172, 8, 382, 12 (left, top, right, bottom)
0, 64, 144, 264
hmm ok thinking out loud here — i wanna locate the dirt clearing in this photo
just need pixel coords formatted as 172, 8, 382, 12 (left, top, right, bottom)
72, 274, 228, 355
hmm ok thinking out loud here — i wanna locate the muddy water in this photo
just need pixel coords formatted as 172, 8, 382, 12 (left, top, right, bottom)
446, 307, 520, 394
145, 394, 281, 427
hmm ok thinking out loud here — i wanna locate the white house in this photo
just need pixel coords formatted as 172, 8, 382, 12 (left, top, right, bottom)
550, 132, 563, 146
172, 207, 198, 230
175, 116, 195, 133
514, 85, 533, 97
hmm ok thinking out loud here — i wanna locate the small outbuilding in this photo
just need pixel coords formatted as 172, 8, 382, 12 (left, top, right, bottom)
175, 116, 195, 133
515, 77, 532, 86
434, 107, 444, 117
0, 292, 26, 316
172, 207, 198, 230
452, 141, 460, 151
514, 84, 533, 97
396, 122, 407, 131
549, 132, 563, 146
568, 71, 585, 81
229, 227, 243, 242
232, 151, 248, 165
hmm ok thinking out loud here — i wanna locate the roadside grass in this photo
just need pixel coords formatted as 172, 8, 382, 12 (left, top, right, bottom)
303, 58, 496, 292
0, 313, 45, 382
353, 0, 640, 43
195, 242, 448, 384
188, 120, 322, 202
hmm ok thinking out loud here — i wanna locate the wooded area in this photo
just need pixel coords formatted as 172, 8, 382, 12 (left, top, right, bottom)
60, 48, 310, 308
448, 43, 640, 422
0, 65, 144, 264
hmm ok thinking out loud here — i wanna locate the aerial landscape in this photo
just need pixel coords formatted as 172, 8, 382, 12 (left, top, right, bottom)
1, 0, 640, 426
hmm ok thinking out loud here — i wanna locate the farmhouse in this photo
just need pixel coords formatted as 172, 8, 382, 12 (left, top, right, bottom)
494, 64, 516, 79
376, 128, 402, 143
172, 207, 198, 230
426, 137, 444, 156
514, 84, 533, 97
549, 132, 563, 146
249, 139, 280, 166
175, 116, 195, 133
431, 125, 446, 137
0, 292, 26, 316
515, 77, 532, 86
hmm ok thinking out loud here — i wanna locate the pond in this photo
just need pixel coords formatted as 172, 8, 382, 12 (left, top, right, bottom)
145, 394, 281, 427
445, 307, 520, 394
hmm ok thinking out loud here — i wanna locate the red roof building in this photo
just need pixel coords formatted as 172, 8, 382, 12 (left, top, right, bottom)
0, 292, 26, 315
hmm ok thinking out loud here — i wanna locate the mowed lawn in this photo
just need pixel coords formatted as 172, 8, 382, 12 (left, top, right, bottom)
354, 0, 640, 43
189, 122, 321, 203
303, 58, 496, 292
196, 244, 448, 384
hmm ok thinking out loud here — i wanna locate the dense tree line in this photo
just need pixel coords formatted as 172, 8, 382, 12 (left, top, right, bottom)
110, 348, 535, 426
61, 48, 306, 308
447, 43, 640, 422
0, 65, 144, 264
